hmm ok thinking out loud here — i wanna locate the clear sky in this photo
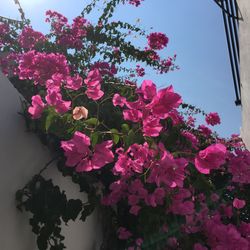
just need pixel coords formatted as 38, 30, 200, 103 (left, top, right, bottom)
1, 0, 242, 138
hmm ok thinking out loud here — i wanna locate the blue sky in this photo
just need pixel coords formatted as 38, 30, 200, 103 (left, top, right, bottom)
1, 0, 241, 138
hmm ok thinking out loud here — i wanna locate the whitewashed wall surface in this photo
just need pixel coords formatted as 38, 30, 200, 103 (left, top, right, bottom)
0, 71, 102, 250
239, 0, 250, 149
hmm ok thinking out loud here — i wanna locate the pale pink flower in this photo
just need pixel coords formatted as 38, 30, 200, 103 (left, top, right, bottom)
72, 106, 88, 120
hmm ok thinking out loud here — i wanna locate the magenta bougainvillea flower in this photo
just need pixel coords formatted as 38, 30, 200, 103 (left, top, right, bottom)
84, 69, 104, 100
147, 32, 169, 50
198, 124, 212, 136
18, 51, 70, 85
205, 112, 221, 126
45, 89, 71, 114
142, 115, 162, 137
140, 80, 157, 101
233, 198, 246, 209
147, 143, 188, 188
195, 143, 227, 174
228, 150, 250, 184
135, 64, 145, 77
61, 131, 114, 172
65, 74, 83, 90
117, 227, 132, 240
28, 95, 46, 119
128, 0, 143, 7
112, 93, 127, 107
18, 27, 46, 49
147, 85, 182, 119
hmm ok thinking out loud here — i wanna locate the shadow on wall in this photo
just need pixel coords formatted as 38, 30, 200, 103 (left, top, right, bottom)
0, 71, 102, 250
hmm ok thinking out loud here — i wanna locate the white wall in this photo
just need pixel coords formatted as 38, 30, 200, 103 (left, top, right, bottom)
0, 71, 102, 250
239, 0, 250, 149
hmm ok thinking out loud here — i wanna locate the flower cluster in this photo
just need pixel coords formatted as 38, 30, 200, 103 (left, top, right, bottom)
147, 32, 169, 50
205, 112, 221, 126
18, 26, 46, 49
61, 131, 114, 172
0, 23, 10, 47
46, 11, 89, 50
128, 0, 144, 7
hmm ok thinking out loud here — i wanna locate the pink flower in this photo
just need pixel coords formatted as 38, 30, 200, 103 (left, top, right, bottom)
136, 238, 143, 246
140, 80, 157, 101
147, 85, 182, 119
193, 243, 208, 250
84, 69, 104, 100
46, 89, 71, 114
123, 109, 143, 122
195, 143, 227, 174
187, 116, 196, 127
18, 51, 70, 85
142, 115, 162, 137
46, 73, 63, 91
233, 198, 246, 209
112, 93, 127, 107
65, 74, 83, 90
181, 131, 198, 148
147, 32, 169, 50
28, 95, 46, 119
91, 62, 117, 76
84, 69, 102, 87
169, 189, 194, 215
205, 112, 221, 126
117, 227, 132, 240
129, 205, 141, 215
228, 150, 250, 184
136, 65, 145, 77
85, 85, 104, 100
128, 0, 143, 7
91, 140, 114, 169
198, 125, 212, 137
61, 132, 114, 172
61, 131, 90, 167
0, 23, 10, 47
18, 26, 46, 49
148, 143, 187, 188
72, 106, 88, 120
145, 188, 165, 207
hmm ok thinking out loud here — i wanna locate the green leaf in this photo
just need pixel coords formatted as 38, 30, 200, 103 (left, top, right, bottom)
110, 128, 120, 145
91, 132, 100, 146
124, 129, 135, 148
85, 118, 99, 127
121, 123, 130, 133
45, 111, 56, 132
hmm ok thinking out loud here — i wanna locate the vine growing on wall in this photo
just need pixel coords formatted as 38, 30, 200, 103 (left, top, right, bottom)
1, 1, 250, 250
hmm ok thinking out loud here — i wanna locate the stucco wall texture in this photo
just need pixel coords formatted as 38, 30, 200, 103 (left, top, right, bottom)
239, 0, 250, 149
0, 71, 101, 250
